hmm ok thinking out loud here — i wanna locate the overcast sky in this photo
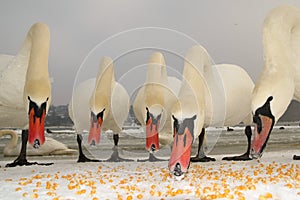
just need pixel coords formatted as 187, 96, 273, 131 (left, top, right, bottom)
1, 0, 300, 105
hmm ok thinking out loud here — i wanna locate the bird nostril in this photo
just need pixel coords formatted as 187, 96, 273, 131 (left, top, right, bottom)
173, 163, 184, 177
90, 140, 96, 146
33, 139, 40, 149
151, 144, 156, 152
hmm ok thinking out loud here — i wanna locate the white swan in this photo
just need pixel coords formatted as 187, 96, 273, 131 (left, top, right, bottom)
0, 130, 76, 156
69, 56, 131, 162
0, 23, 52, 167
133, 52, 181, 161
169, 45, 254, 178
250, 5, 300, 160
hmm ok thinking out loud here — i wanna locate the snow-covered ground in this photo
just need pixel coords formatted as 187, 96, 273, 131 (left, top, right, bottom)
0, 151, 300, 200
1, 125, 300, 199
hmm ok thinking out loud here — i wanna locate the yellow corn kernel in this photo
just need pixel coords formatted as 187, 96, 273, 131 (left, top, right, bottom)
76, 189, 86, 195
265, 192, 273, 198
149, 190, 155, 196
46, 191, 56, 196
137, 194, 143, 199
126, 195, 133, 200
259, 195, 266, 200
22, 192, 28, 197
36, 181, 42, 187
285, 183, 293, 188
31, 193, 38, 198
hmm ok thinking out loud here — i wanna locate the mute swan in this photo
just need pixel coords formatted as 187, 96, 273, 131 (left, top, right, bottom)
0, 23, 52, 167
133, 52, 181, 162
250, 5, 300, 160
0, 130, 76, 156
169, 45, 254, 178
69, 56, 132, 162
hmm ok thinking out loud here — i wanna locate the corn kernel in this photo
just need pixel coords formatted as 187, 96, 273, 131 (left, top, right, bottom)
265, 192, 273, 198
126, 195, 133, 200
31, 193, 38, 198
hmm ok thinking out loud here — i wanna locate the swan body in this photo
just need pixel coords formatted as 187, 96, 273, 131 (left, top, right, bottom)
169, 45, 254, 177
0, 23, 51, 134
251, 5, 300, 158
69, 56, 130, 162
0, 130, 76, 156
0, 23, 52, 167
133, 52, 181, 154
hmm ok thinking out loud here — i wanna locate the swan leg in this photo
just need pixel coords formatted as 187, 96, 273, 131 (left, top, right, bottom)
77, 134, 100, 162
190, 128, 216, 162
104, 134, 134, 162
222, 126, 252, 161
6, 130, 53, 167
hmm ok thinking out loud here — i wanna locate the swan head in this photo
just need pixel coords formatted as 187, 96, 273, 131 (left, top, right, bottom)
169, 114, 196, 179
250, 96, 275, 159
26, 96, 50, 148
88, 108, 105, 145
145, 106, 164, 152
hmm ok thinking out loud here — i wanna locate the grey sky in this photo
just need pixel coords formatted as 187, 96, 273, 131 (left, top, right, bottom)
1, 0, 299, 105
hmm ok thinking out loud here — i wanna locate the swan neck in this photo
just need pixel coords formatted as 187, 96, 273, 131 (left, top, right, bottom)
90, 58, 115, 113
25, 24, 50, 81
0, 130, 18, 154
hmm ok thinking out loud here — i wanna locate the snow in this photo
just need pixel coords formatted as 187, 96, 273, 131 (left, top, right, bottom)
1, 151, 300, 200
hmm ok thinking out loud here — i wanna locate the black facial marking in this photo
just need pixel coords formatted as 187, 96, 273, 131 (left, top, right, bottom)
90, 108, 105, 127
254, 96, 274, 118
146, 107, 150, 124
253, 96, 275, 154
96, 108, 105, 120
253, 96, 275, 134
183, 134, 187, 147
172, 115, 196, 146
28, 96, 47, 123
146, 107, 161, 129
172, 115, 179, 137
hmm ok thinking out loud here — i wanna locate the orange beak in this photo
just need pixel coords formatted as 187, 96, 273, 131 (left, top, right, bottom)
145, 116, 160, 152
27, 99, 47, 148
250, 115, 274, 159
88, 109, 105, 145
169, 127, 193, 176
88, 116, 103, 145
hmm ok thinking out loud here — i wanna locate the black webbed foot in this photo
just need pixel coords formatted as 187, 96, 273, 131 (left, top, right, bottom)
6, 157, 53, 167
190, 155, 216, 162
103, 147, 134, 162
77, 154, 100, 163
222, 152, 252, 161
293, 155, 300, 160
137, 153, 167, 162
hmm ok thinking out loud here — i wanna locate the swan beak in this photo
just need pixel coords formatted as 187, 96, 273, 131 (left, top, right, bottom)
169, 127, 193, 178
145, 114, 161, 152
250, 114, 274, 159
88, 109, 105, 145
88, 116, 103, 145
28, 101, 47, 148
